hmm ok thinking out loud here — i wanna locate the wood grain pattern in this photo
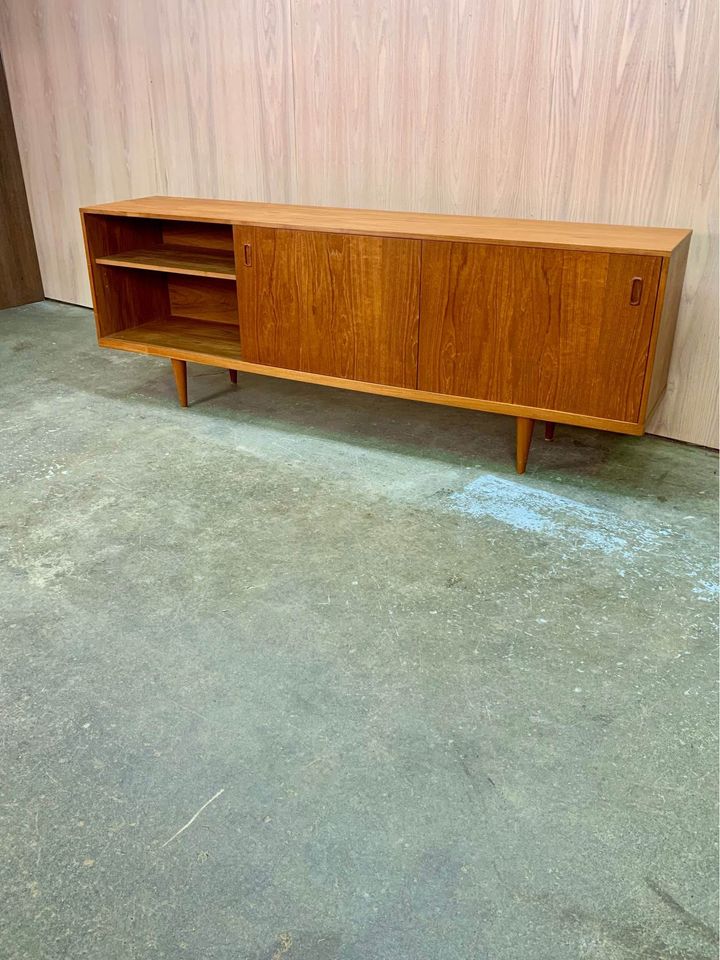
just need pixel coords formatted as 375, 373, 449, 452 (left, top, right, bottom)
645, 234, 693, 419
96, 245, 236, 279
81, 213, 169, 338
171, 358, 188, 407
102, 317, 242, 363
0, 0, 295, 303
516, 418, 535, 474
83, 212, 240, 336
235, 226, 420, 387
83, 204, 692, 476
81, 196, 689, 256
84, 206, 681, 451
0, 0, 716, 444
0, 51, 42, 308
418, 241, 661, 423
168, 276, 238, 326
161, 222, 234, 251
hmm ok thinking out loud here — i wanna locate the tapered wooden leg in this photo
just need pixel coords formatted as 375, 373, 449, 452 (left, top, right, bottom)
171, 358, 188, 407
228, 369, 237, 384
516, 417, 535, 474
544, 421, 555, 441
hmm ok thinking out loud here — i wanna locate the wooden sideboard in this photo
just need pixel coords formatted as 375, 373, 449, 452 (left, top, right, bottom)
80, 197, 691, 472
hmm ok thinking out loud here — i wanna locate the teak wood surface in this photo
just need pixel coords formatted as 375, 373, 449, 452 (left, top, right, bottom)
82, 197, 689, 257
235, 226, 420, 388
418, 242, 661, 422
81, 199, 691, 473
167, 276, 239, 326
105, 318, 243, 363
96, 245, 236, 279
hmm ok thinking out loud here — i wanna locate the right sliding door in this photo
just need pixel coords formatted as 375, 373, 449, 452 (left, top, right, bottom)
418, 242, 661, 422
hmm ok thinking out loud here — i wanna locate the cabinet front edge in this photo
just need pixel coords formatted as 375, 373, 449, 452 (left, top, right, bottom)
97, 338, 644, 435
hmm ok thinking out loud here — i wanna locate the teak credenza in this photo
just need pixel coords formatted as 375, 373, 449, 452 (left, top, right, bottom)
80, 197, 691, 473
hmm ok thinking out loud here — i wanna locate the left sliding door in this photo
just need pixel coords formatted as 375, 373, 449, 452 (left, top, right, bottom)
235, 227, 420, 388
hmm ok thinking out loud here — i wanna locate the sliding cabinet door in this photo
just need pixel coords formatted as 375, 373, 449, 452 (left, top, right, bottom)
235, 227, 420, 388
418, 242, 661, 422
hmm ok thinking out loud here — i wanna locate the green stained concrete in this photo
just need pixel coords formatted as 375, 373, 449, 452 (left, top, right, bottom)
0, 300, 717, 960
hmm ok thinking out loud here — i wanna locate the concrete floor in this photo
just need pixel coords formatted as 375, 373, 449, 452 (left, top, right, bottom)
1, 300, 718, 960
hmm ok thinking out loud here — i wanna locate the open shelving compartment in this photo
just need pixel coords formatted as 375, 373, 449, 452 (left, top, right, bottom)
83, 214, 242, 367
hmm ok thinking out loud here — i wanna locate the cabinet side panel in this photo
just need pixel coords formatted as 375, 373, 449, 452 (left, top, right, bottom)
643, 235, 692, 421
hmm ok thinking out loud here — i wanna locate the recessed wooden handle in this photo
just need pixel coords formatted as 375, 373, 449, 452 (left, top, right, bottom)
243, 243, 252, 266
630, 276, 643, 305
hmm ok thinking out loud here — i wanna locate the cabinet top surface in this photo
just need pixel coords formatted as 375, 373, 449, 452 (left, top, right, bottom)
81, 196, 691, 255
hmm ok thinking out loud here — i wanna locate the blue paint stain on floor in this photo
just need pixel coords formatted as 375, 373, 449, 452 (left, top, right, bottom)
449, 474, 672, 558
693, 580, 720, 601
448, 473, 719, 602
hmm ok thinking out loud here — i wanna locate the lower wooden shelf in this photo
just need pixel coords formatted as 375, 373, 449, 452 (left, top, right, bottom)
100, 317, 242, 365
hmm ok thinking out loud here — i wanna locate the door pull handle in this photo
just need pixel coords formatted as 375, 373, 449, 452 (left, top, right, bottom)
243, 243, 252, 267
630, 277, 643, 305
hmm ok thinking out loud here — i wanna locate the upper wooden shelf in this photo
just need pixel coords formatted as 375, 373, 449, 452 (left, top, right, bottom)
81, 196, 691, 256
96, 244, 236, 279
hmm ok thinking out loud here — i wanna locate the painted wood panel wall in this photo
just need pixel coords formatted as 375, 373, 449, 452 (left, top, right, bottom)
0, 0, 716, 446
